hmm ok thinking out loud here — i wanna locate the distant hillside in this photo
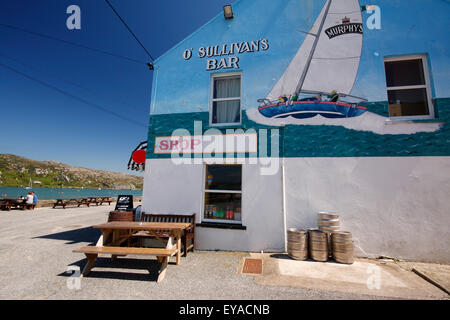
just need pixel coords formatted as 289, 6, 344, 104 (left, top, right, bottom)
0, 154, 143, 190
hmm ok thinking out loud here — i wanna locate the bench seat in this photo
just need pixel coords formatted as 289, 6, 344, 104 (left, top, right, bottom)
73, 246, 177, 257
73, 246, 177, 282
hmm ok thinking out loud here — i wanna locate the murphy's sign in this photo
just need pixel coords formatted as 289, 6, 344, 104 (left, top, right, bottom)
325, 17, 363, 39
183, 39, 269, 71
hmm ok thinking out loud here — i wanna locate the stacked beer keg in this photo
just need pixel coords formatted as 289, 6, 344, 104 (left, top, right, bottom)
287, 212, 354, 264
287, 228, 308, 260
308, 229, 328, 262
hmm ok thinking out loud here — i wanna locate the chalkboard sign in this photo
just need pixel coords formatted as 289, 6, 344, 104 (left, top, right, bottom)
115, 195, 134, 211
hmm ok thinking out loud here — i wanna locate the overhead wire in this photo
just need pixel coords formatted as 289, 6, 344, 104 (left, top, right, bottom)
104, 0, 155, 68
0, 22, 148, 66
0, 60, 147, 128
0, 52, 149, 114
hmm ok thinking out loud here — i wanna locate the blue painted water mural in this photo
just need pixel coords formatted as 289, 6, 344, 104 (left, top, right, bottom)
147, 98, 450, 158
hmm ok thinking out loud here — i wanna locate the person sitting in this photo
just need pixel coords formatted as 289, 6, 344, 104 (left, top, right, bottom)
279, 95, 288, 103
328, 90, 339, 102
315, 93, 323, 102
26, 192, 34, 210
289, 93, 298, 105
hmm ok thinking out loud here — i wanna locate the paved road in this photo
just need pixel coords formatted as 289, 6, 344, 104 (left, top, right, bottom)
0, 205, 393, 300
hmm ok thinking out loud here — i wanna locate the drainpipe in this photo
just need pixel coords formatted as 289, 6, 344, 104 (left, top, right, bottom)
280, 124, 287, 252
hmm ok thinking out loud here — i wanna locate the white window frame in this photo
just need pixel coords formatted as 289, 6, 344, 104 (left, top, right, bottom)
201, 164, 243, 225
384, 54, 434, 121
209, 72, 242, 127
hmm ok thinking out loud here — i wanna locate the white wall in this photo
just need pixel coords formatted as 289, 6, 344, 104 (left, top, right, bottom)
142, 158, 285, 252
143, 157, 450, 263
284, 157, 450, 263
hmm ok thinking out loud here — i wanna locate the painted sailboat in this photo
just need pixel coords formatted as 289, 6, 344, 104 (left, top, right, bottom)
257, 0, 367, 119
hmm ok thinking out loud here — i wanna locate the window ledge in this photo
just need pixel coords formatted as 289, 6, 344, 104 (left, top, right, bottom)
385, 118, 443, 125
196, 222, 247, 230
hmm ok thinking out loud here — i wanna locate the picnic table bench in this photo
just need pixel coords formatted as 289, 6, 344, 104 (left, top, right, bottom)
72, 221, 191, 282
0, 198, 29, 211
87, 197, 113, 206
73, 246, 177, 282
53, 198, 89, 209
132, 213, 196, 257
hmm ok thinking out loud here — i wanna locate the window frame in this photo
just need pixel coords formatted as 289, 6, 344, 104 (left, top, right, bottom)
201, 164, 243, 225
209, 72, 242, 127
384, 54, 434, 121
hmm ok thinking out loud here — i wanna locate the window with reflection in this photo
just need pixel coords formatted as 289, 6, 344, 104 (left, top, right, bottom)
204, 165, 242, 224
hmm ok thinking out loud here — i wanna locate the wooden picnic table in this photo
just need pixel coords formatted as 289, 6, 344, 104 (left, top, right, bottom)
87, 197, 112, 206
73, 221, 191, 282
0, 198, 28, 211
53, 198, 88, 209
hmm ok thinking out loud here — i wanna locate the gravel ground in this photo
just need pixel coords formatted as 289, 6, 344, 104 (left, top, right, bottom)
0, 205, 394, 300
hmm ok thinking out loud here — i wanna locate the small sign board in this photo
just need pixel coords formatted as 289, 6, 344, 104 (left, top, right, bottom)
115, 195, 133, 211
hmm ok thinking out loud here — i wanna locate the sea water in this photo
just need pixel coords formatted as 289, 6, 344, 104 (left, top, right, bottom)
0, 186, 142, 200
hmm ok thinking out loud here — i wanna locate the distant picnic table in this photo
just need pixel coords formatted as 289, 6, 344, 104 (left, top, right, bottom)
53, 197, 113, 209
0, 198, 29, 211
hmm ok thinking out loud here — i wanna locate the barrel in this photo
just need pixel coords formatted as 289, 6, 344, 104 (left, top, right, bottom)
308, 229, 328, 262
287, 228, 308, 260
331, 231, 354, 264
318, 212, 340, 232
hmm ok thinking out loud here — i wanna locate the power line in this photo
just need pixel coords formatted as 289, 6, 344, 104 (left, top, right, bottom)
0, 61, 147, 128
0, 52, 149, 113
0, 22, 148, 66
104, 0, 155, 62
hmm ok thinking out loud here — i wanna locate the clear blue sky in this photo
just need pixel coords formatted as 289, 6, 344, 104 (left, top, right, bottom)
0, 0, 232, 174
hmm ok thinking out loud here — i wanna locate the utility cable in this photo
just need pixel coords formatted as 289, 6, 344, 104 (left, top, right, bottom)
0, 61, 147, 128
0, 22, 148, 66
104, 0, 155, 63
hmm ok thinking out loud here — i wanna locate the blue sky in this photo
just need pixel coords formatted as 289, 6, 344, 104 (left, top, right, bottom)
0, 0, 232, 174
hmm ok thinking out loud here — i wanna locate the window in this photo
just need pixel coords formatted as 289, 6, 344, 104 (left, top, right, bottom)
203, 165, 242, 224
210, 73, 241, 125
384, 55, 434, 119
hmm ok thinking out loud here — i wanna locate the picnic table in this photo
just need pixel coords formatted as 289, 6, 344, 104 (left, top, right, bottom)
53, 198, 89, 209
73, 221, 191, 282
0, 198, 28, 211
87, 197, 113, 206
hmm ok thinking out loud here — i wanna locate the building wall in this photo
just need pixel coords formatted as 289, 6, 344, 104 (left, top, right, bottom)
142, 158, 285, 252
143, 0, 450, 262
284, 157, 450, 263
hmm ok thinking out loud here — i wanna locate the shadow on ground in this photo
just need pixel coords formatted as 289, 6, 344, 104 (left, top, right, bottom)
59, 257, 173, 282
33, 227, 101, 245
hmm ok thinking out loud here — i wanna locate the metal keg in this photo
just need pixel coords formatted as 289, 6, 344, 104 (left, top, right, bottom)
287, 228, 308, 260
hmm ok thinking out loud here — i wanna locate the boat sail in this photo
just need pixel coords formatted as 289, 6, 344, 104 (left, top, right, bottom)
259, 0, 367, 119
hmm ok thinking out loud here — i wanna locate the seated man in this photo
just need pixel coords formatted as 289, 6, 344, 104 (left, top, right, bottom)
328, 90, 339, 102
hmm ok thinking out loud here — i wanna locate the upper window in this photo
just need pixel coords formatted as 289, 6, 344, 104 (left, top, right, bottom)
210, 74, 241, 125
384, 55, 434, 119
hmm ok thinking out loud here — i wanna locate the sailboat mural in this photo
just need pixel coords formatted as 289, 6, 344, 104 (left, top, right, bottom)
247, 0, 442, 134
257, 0, 366, 119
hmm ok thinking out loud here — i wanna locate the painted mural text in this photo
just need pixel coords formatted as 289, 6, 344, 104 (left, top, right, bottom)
183, 39, 270, 71
325, 23, 363, 39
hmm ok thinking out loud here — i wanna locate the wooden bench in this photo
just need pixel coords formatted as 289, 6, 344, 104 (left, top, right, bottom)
53, 199, 81, 209
98, 197, 112, 205
133, 213, 196, 257
77, 198, 90, 207
73, 246, 177, 282
0, 199, 29, 211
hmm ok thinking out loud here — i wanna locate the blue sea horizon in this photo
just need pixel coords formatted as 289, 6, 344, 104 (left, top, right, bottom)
0, 186, 142, 201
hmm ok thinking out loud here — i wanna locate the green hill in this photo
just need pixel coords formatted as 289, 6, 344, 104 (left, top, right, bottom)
0, 154, 143, 190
